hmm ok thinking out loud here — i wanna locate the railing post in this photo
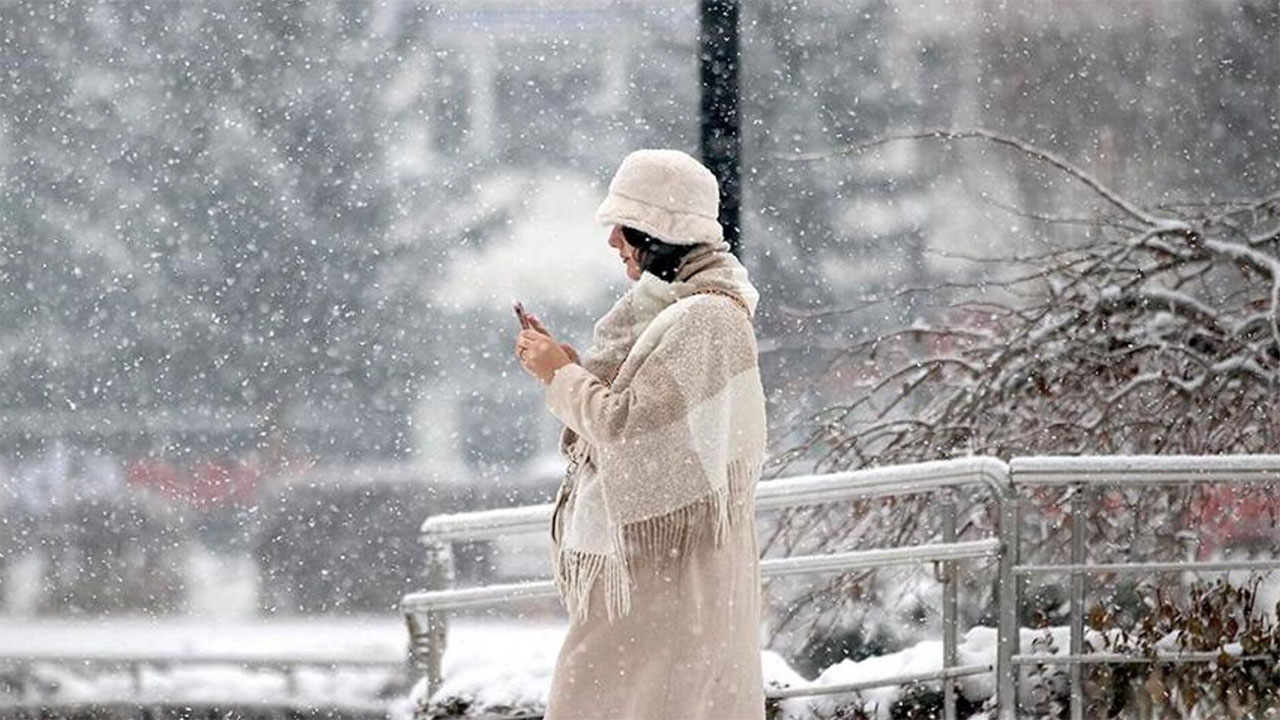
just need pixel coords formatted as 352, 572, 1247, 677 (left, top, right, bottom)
1069, 485, 1086, 720
415, 538, 454, 704
996, 486, 1020, 720
941, 488, 958, 720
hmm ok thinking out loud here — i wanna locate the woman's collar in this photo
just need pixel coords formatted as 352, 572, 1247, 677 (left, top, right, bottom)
673, 240, 732, 282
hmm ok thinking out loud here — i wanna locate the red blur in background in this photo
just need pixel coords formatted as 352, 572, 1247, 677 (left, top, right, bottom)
125, 458, 261, 508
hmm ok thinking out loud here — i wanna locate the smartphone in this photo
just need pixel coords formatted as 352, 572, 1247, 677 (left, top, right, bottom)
513, 300, 531, 329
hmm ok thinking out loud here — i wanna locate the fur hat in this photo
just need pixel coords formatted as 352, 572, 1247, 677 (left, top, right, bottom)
594, 149, 723, 246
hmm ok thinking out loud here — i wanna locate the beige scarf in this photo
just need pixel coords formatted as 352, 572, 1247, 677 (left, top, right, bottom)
547, 240, 767, 623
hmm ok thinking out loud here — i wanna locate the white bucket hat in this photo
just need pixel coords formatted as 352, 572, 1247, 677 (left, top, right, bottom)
593, 149, 723, 246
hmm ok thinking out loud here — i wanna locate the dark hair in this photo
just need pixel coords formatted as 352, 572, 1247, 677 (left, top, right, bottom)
620, 226, 696, 282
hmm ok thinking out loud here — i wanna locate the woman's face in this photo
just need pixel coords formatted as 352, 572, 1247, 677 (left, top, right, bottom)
607, 225, 642, 282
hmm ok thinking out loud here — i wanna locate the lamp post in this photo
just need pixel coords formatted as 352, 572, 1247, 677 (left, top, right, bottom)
699, 0, 741, 257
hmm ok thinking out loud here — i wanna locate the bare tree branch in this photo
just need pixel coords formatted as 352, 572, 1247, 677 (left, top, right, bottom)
774, 127, 1162, 226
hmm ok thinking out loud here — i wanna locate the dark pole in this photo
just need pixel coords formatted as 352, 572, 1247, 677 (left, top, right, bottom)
699, 0, 741, 257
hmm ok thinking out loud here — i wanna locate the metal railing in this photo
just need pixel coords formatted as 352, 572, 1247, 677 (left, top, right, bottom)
399, 455, 1280, 720
402, 457, 1016, 720
1006, 455, 1280, 720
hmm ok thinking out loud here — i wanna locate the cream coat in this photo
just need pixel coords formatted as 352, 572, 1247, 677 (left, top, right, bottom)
541, 293, 767, 720
544, 476, 766, 720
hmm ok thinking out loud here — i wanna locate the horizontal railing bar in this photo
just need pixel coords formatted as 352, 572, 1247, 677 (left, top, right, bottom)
419, 457, 1012, 542
414, 456, 1280, 542
1010, 455, 1280, 486
419, 504, 552, 543
1015, 559, 1280, 575
401, 539, 1003, 613
765, 539, 1002, 577
0, 653, 403, 668
402, 580, 557, 612
755, 457, 1012, 511
1013, 652, 1272, 666
765, 663, 992, 700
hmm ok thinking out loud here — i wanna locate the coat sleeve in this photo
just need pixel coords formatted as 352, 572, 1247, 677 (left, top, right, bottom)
543, 299, 745, 448
543, 363, 631, 447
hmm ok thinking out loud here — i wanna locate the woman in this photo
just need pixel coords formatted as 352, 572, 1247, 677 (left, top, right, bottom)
514, 149, 768, 720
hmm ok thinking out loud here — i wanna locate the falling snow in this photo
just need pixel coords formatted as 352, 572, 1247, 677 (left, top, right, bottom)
2, 0, 1278, 718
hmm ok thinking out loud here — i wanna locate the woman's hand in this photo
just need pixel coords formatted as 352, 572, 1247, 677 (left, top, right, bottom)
526, 312, 580, 364
516, 328, 573, 384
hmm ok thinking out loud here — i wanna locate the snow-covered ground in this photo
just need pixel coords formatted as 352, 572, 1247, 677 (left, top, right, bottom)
8, 599, 1275, 719
0, 615, 413, 715
411, 622, 1074, 720
6, 613, 1001, 719
0, 614, 568, 718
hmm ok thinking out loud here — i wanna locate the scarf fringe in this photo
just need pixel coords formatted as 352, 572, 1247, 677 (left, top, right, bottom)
551, 458, 759, 624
